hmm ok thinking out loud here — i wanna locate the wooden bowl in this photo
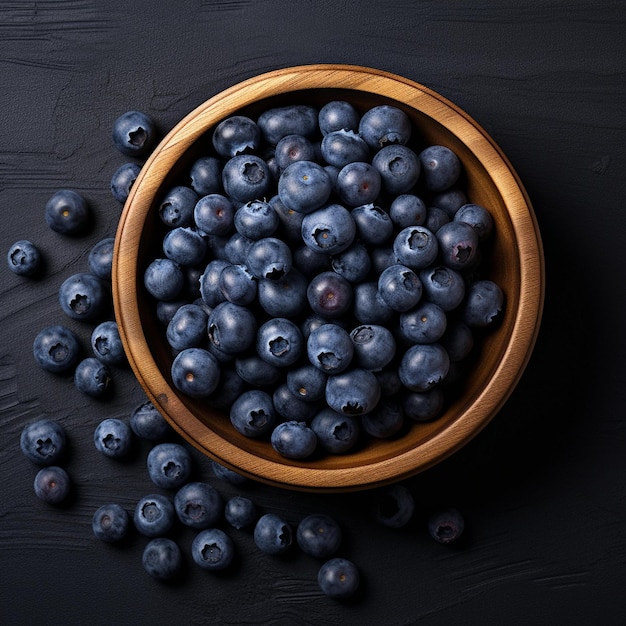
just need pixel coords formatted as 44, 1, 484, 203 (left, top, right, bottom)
113, 64, 544, 492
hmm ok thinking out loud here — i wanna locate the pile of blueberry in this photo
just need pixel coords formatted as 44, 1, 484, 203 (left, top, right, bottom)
143, 100, 504, 460
10, 104, 470, 599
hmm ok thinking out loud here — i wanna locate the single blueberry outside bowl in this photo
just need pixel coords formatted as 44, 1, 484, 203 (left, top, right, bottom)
113, 64, 544, 492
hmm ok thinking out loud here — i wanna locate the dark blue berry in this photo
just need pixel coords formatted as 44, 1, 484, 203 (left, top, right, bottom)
20, 419, 67, 465
111, 110, 156, 157
372, 144, 421, 195
256, 317, 303, 368
257, 104, 318, 145
254, 513, 293, 555
436, 221, 479, 270
325, 368, 381, 416
234, 199, 279, 240
144, 258, 185, 302
229, 389, 277, 438
307, 323, 354, 374
271, 420, 317, 459
350, 324, 396, 371
174, 482, 223, 530
147, 442, 192, 490
310, 409, 360, 454
318, 100, 359, 135
189, 156, 223, 195
335, 161, 381, 207
301, 203, 356, 255
163, 227, 207, 267
320, 129, 369, 168
307, 271, 353, 319
166, 303, 209, 351
275, 133, 316, 171
373, 483, 415, 528
212, 115, 261, 158
245, 237, 292, 281
134, 493, 176, 537
361, 398, 404, 438
377, 264, 422, 312
192, 528, 235, 571
359, 104, 411, 150
222, 154, 271, 203
7, 240, 41, 276
224, 496, 257, 530
33, 325, 81, 374
393, 225, 439, 271
278, 160, 332, 214
92, 503, 130, 543
350, 203, 393, 246
45, 189, 90, 236
454, 203, 494, 241
419, 266, 466, 311
399, 302, 447, 344
91, 320, 126, 366
207, 301, 257, 355
418, 144, 461, 192
74, 357, 111, 397
88, 238, 115, 281
402, 388, 445, 422
317, 558, 360, 599
59, 272, 108, 322
398, 343, 450, 392
194, 193, 235, 236
297, 513, 342, 559
33, 466, 71, 505
427, 507, 465, 544
142, 538, 182, 580
94, 418, 132, 458
463, 279, 504, 328
158, 185, 198, 228
129, 401, 173, 441
389, 193, 427, 229
110, 162, 141, 203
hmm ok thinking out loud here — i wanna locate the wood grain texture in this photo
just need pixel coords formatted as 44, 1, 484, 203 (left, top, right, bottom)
1, 1, 625, 624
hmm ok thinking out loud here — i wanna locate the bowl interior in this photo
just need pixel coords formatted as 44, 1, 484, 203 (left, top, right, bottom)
114, 66, 543, 491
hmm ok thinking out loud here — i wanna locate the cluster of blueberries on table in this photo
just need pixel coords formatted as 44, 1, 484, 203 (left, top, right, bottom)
143, 101, 503, 460
9, 106, 469, 597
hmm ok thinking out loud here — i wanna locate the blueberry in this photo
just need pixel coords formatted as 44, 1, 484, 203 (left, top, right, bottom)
224, 232, 255, 265
174, 482, 223, 530
222, 154, 271, 203
92, 503, 130, 543
325, 368, 381, 416
436, 221, 479, 270
110, 162, 141, 203
320, 129, 369, 168
293, 244, 332, 278
377, 264, 422, 313
352, 282, 394, 325
307, 323, 354, 374
230, 389, 277, 438
158, 185, 198, 228
200, 259, 230, 307
359, 104, 411, 150
275, 133, 316, 171
418, 144, 461, 192
91, 320, 126, 366
307, 271, 353, 319
211, 460, 249, 486
212, 114, 261, 158
234, 199, 279, 240
372, 144, 421, 195
427, 507, 465, 544
393, 225, 439, 271
130, 401, 173, 441
335, 161, 381, 207
207, 301, 257, 355
94, 418, 132, 458
318, 100, 359, 135
112, 110, 156, 156
171, 346, 220, 396
206, 367, 246, 411
301, 203, 357, 255
45, 189, 90, 236
463, 279, 504, 328
350, 203, 393, 246
224, 496, 257, 530
330, 242, 371, 283
147, 442, 192, 490
163, 227, 207, 267
269, 193, 305, 244
398, 302, 447, 344
166, 303, 209, 351
134, 493, 176, 537
194, 193, 235, 236
361, 398, 404, 438
20, 419, 67, 465
256, 317, 303, 368
373, 483, 415, 528
310, 408, 360, 454
7, 239, 41, 277
440, 322, 474, 362
389, 193, 427, 229
431, 187, 469, 218
33, 466, 71, 505
398, 343, 450, 392
296, 513, 342, 559
33, 325, 81, 374
425, 206, 451, 233
142, 538, 182, 580
272, 383, 320, 422
59, 272, 108, 322
189, 156, 223, 195
144, 258, 185, 302
253, 513, 293, 555
317, 558, 360, 599
350, 324, 396, 371
402, 388, 445, 422
88, 238, 115, 281
271, 421, 318, 459
278, 160, 332, 214
419, 266, 466, 312
454, 203, 494, 241
286, 363, 327, 403
257, 104, 318, 146
191, 528, 235, 571
245, 237, 293, 281
74, 357, 111, 397
235, 354, 282, 387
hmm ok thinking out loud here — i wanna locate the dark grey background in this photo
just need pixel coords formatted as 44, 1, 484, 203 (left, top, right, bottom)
1, 1, 625, 624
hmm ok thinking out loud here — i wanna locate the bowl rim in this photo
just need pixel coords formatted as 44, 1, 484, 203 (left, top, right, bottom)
113, 63, 545, 492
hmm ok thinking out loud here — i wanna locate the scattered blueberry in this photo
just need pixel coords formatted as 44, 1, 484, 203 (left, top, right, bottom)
129, 400, 173, 441
33, 465, 71, 505
92, 503, 130, 543
142, 537, 182, 580
74, 357, 112, 397
111, 110, 157, 157
174, 481, 223, 530
45, 189, 90, 236
33, 325, 82, 375
110, 162, 141, 203
20, 419, 67, 465
91, 320, 126, 366
270, 420, 317, 459
296, 513, 342, 559
7, 239, 41, 276
58, 272, 109, 322
146, 442, 192, 490
427, 507, 465, 544
134, 493, 176, 537
191, 528, 235, 571
317, 557, 360, 599
254, 513, 293, 555
224, 496, 257, 530
93, 418, 132, 458
88, 238, 115, 281
372, 483, 415, 528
